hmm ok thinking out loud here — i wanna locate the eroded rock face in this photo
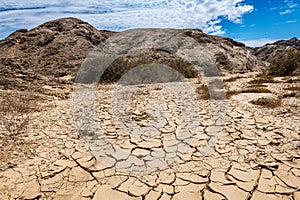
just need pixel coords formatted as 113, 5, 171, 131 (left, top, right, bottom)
0, 18, 267, 92
0, 17, 114, 91
184, 30, 267, 73
251, 37, 300, 61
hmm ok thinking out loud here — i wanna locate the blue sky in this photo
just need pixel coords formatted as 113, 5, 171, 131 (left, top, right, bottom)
0, 0, 299, 47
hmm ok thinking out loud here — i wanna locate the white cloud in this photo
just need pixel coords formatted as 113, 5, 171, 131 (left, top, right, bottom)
0, 0, 253, 39
279, 0, 298, 15
284, 0, 298, 8
279, 9, 294, 15
286, 19, 297, 23
236, 38, 279, 47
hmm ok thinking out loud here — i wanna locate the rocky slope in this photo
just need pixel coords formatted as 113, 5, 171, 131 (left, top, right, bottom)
0, 17, 267, 91
251, 37, 300, 61
184, 30, 266, 72
0, 18, 114, 92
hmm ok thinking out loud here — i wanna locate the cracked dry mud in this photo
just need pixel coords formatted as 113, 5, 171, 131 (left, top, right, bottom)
0, 73, 299, 200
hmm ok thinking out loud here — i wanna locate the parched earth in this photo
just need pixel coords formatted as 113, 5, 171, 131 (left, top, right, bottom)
0, 73, 299, 200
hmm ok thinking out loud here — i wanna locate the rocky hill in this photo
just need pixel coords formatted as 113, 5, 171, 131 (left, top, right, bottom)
0, 17, 267, 92
0, 18, 114, 92
183, 30, 266, 72
251, 37, 300, 61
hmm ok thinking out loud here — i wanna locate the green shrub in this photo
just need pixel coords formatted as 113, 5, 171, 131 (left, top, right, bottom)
268, 48, 300, 76
77, 49, 199, 84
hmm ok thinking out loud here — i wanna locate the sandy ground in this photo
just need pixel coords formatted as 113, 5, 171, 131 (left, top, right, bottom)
0, 73, 299, 200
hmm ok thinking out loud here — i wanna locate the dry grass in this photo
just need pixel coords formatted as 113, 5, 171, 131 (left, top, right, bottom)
247, 84, 267, 88
223, 76, 243, 82
196, 85, 210, 100
225, 88, 272, 99
0, 91, 39, 139
248, 77, 278, 84
242, 88, 272, 93
226, 90, 241, 99
284, 86, 300, 91
282, 92, 297, 98
250, 96, 281, 108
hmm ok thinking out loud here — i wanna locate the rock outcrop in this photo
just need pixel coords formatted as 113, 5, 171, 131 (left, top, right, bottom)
0, 17, 114, 91
251, 37, 300, 61
0, 17, 267, 91
184, 30, 267, 72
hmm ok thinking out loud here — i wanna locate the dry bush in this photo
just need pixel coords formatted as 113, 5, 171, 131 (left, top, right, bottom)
248, 77, 278, 84
225, 88, 272, 99
250, 96, 281, 108
284, 86, 300, 91
223, 76, 243, 82
242, 88, 272, 93
248, 84, 267, 88
196, 85, 210, 100
282, 92, 297, 98
0, 91, 37, 139
226, 90, 241, 99
77, 49, 198, 84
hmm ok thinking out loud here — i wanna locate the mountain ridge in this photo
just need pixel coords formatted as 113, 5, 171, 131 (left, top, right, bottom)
250, 37, 300, 61
2, 17, 294, 92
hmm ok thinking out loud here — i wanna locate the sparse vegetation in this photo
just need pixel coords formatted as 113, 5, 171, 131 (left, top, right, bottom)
225, 87, 272, 99
248, 84, 267, 88
268, 48, 300, 76
284, 86, 300, 91
250, 96, 281, 108
282, 92, 297, 98
77, 49, 198, 84
0, 91, 37, 139
242, 88, 272, 93
248, 76, 277, 84
196, 85, 210, 100
102, 55, 198, 83
223, 76, 243, 82
226, 90, 241, 99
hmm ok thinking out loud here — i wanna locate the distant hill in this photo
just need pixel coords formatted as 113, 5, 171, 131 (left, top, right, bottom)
251, 37, 300, 61
0, 17, 267, 91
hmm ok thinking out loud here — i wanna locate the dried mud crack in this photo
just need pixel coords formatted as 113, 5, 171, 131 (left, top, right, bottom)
0, 73, 299, 200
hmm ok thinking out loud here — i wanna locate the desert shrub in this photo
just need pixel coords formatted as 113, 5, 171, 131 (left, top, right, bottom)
284, 86, 300, 91
282, 92, 297, 98
100, 56, 197, 83
250, 96, 281, 108
118, 64, 185, 85
247, 84, 267, 88
242, 88, 272, 93
226, 90, 241, 99
0, 91, 36, 139
225, 88, 271, 99
223, 76, 243, 82
268, 48, 300, 76
76, 48, 198, 84
248, 76, 277, 84
196, 85, 210, 100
